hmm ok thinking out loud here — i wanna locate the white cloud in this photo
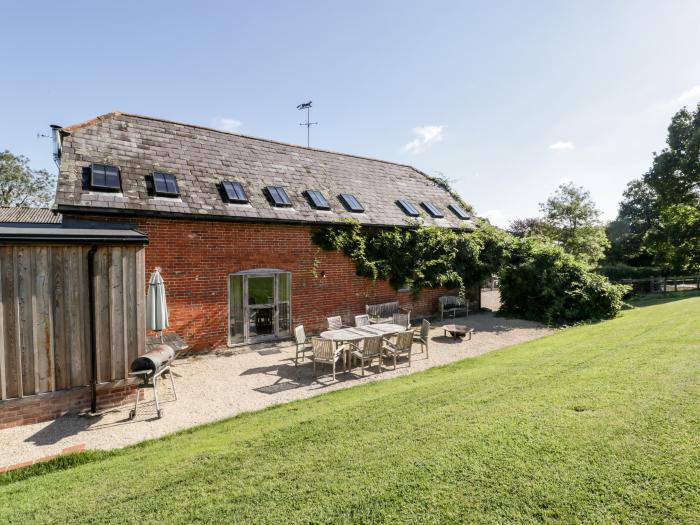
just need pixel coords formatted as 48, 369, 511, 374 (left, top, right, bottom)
481, 209, 512, 229
213, 117, 242, 133
402, 125, 446, 154
676, 84, 700, 103
548, 140, 574, 151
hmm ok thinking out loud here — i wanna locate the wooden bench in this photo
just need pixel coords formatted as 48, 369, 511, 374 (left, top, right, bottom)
438, 296, 469, 321
365, 301, 410, 324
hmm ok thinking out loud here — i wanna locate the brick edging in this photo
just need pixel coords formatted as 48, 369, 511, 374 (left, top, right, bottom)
0, 444, 87, 473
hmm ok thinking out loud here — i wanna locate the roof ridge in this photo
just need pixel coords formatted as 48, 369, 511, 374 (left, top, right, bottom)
61, 111, 422, 171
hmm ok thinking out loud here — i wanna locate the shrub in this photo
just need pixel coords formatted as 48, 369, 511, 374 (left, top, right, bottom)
500, 238, 629, 324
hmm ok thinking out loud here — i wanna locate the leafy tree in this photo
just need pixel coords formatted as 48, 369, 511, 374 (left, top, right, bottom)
539, 182, 609, 267
645, 204, 700, 273
0, 150, 56, 207
644, 106, 700, 210
608, 103, 700, 269
507, 217, 547, 238
605, 179, 656, 266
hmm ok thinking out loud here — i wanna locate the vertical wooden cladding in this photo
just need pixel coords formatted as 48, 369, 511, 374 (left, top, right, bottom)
0, 244, 145, 400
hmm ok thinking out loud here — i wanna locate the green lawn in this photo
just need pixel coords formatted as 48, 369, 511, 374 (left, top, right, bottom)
1, 294, 699, 524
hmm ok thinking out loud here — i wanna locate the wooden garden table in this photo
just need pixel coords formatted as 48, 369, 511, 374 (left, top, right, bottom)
320, 323, 406, 372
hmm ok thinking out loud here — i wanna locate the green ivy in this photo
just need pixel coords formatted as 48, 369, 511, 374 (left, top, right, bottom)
312, 219, 510, 296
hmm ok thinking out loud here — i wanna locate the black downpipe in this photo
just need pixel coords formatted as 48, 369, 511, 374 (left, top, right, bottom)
87, 245, 98, 414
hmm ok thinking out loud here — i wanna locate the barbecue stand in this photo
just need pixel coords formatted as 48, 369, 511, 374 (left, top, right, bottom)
128, 344, 177, 419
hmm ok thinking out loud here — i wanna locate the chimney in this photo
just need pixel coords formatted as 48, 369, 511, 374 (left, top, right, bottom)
50, 124, 62, 167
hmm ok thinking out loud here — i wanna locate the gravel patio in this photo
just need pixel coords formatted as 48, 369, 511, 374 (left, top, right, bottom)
0, 309, 552, 469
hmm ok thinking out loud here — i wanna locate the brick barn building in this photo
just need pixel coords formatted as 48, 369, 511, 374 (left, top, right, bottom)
54, 112, 477, 351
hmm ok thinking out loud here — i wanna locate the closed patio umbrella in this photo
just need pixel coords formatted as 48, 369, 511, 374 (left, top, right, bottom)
147, 269, 169, 342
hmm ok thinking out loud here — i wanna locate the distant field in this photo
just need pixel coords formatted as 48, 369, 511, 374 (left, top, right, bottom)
1, 293, 698, 524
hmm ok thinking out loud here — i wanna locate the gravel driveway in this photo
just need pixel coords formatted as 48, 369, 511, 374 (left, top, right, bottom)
0, 311, 552, 469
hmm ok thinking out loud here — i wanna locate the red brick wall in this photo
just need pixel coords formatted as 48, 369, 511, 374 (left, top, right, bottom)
0, 383, 136, 430
67, 215, 462, 351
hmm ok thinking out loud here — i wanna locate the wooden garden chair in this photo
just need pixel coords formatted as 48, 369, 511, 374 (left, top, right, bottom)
326, 316, 344, 331
294, 325, 313, 366
348, 335, 383, 376
392, 312, 410, 329
354, 314, 370, 327
382, 329, 415, 370
311, 337, 345, 380
413, 319, 431, 358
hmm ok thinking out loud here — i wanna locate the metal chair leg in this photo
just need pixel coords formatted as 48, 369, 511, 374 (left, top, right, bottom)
153, 375, 163, 418
169, 370, 177, 401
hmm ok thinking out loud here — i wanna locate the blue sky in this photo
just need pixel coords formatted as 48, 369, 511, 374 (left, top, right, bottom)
1, 1, 699, 226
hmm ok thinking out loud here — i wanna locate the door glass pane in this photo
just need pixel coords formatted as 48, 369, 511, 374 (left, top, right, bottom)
248, 276, 275, 339
249, 306, 275, 338
248, 276, 274, 306
277, 273, 291, 337
229, 275, 244, 344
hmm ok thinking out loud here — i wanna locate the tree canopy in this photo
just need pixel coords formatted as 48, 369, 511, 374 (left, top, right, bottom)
508, 183, 609, 267
0, 150, 56, 208
607, 103, 700, 272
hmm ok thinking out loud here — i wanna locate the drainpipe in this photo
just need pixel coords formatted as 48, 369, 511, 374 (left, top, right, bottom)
87, 245, 98, 414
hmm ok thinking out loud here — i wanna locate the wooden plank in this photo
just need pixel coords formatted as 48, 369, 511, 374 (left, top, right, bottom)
109, 247, 126, 381
94, 248, 111, 383
33, 247, 54, 393
135, 247, 146, 357
1, 248, 20, 398
79, 247, 91, 387
124, 248, 138, 374
16, 246, 35, 396
65, 247, 84, 387
0, 249, 5, 400
51, 247, 69, 390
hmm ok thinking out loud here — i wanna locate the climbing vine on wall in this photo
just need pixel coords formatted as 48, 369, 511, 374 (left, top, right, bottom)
313, 218, 630, 325
312, 219, 511, 296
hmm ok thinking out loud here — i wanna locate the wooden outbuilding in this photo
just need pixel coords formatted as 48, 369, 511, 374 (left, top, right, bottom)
0, 209, 148, 427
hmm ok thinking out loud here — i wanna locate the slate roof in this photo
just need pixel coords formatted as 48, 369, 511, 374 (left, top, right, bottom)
0, 207, 61, 224
55, 112, 476, 229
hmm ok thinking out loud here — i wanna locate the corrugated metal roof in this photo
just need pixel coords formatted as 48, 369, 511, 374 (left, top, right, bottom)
55, 112, 476, 229
0, 207, 62, 224
0, 225, 148, 244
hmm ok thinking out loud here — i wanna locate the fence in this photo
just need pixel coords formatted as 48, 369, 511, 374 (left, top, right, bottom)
619, 276, 700, 295
0, 244, 145, 400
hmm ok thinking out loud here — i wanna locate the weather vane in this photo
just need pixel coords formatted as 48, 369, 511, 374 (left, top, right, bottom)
297, 101, 317, 147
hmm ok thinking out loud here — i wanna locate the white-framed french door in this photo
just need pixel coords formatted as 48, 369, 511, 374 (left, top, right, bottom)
228, 270, 291, 345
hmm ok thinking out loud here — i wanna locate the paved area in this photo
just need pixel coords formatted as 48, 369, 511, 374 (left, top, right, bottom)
0, 311, 552, 468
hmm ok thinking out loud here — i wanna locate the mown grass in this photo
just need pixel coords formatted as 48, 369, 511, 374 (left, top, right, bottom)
1, 295, 699, 523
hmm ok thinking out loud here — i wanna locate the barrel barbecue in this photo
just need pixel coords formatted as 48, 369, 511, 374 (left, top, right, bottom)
128, 344, 177, 419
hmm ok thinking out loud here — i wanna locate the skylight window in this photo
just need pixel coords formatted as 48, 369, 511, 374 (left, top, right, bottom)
397, 199, 419, 217
90, 164, 121, 191
305, 190, 331, 210
265, 186, 292, 207
339, 194, 364, 213
222, 181, 248, 203
448, 203, 471, 220
151, 172, 180, 197
421, 201, 444, 218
